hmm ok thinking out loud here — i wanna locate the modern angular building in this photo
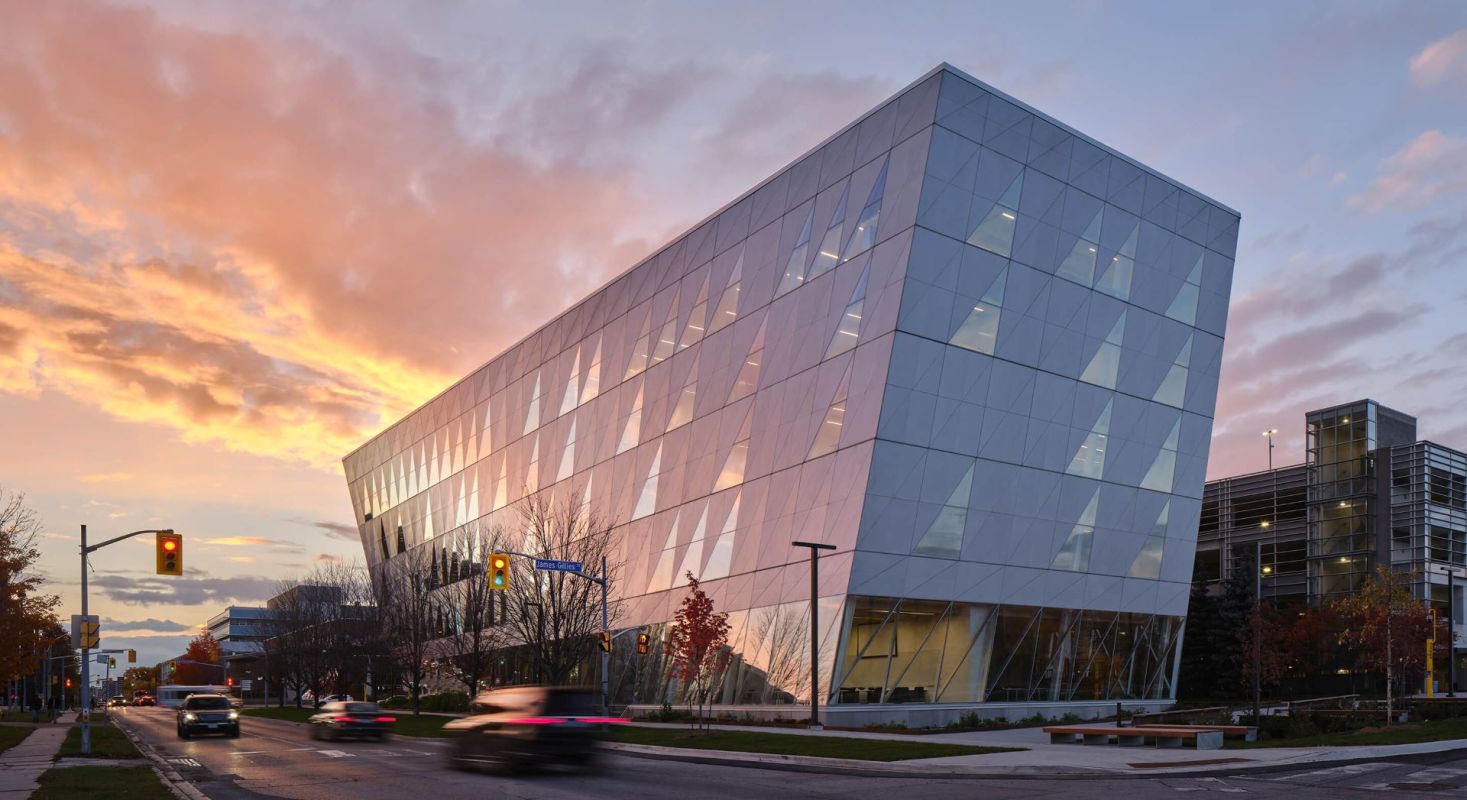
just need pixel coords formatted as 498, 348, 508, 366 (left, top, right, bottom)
1196, 400, 1467, 688
342, 64, 1239, 724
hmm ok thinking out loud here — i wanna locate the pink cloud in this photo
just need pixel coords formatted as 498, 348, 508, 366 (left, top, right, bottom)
1411, 28, 1467, 85
1347, 130, 1467, 213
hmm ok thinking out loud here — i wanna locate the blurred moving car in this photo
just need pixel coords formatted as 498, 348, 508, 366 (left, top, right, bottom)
135, 696, 156, 707
308, 701, 395, 741
108, 696, 127, 707
176, 694, 239, 739
444, 686, 624, 774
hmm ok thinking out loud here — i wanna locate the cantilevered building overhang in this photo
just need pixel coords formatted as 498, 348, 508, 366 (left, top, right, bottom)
343, 63, 1238, 724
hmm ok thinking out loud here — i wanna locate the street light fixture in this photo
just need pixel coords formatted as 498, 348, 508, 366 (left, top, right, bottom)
791, 541, 836, 730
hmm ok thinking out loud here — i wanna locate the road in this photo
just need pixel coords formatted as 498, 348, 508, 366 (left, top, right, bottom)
112, 706, 1467, 799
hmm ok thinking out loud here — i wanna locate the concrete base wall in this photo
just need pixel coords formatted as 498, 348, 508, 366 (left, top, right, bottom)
625, 699, 1175, 728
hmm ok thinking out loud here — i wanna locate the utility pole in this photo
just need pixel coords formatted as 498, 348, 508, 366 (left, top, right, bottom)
792, 541, 836, 730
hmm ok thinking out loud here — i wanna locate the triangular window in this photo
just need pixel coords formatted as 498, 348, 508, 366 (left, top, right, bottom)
808, 363, 852, 460
1066, 399, 1112, 479
1052, 489, 1098, 572
617, 384, 644, 454
560, 350, 580, 417
825, 263, 870, 359
1153, 334, 1192, 408
1079, 311, 1125, 389
775, 207, 814, 297
949, 268, 1006, 355
625, 312, 652, 379
1166, 253, 1203, 326
633, 444, 662, 520
651, 291, 680, 366
580, 337, 602, 405
679, 275, 711, 351
808, 183, 850, 282
700, 493, 740, 581
716, 406, 753, 491
1056, 206, 1101, 286
967, 172, 1022, 257
708, 250, 743, 336
727, 318, 766, 404
1129, 502, 1168, 579
523, 373, 542, 436
675, 506, 710, 586
912, 463, 973, 558
1095, 223, 1138, 300
1140, 416, 1182, 493
666, 355, 700, 431
645, 512, 678, 593
556, 416, 576, 483
524, 435, 540, 494
842, 157, 889, 261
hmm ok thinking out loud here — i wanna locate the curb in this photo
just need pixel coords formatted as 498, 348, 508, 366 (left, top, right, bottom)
111, 715, 210, 800
601, 740, 1467, 781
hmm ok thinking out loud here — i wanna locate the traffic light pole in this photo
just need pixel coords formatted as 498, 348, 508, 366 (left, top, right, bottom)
78, 526, 173, 755
493, 551, 611, 717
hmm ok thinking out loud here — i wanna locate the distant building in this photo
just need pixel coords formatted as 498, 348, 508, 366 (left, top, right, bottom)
1195, 399, 1467, 684
207, 605, 275, 691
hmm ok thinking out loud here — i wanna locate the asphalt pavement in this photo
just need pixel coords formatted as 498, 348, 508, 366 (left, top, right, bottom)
111, 705, 1467, 799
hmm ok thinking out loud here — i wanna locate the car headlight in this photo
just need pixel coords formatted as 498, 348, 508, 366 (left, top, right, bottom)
183, 713, 197, 721
228, 711, 239, 719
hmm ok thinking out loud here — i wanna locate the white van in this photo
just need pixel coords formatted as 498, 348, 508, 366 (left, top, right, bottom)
155, 685, 232, 709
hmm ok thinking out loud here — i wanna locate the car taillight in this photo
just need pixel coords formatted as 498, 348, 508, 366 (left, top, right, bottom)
505, 717, 561, 725
375, 716, 395, 723
333, 715, 352, 722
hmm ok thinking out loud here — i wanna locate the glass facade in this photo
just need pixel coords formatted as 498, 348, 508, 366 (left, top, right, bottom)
343, 65, 1237, 712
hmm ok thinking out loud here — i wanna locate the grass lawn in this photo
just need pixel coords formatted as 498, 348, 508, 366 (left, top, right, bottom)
33, 765, 171, 799
243, 706, 453, 738
0, 726, 33, 755
57, 721, 142, 759
607, 726, 1023, 761
1229, 716, 1467, 749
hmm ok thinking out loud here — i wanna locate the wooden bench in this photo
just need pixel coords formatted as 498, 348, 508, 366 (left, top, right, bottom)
1133, 723, 1257, 741
1042, 725, 1225, 750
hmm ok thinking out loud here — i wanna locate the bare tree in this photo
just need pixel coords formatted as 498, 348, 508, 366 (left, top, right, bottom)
505, 493, 620, 687
376, 544, 440, 714
444, 527, 506, 697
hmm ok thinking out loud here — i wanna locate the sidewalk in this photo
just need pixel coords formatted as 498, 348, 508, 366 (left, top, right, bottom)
617, 720, 1467, 777
0, 722, 69, 797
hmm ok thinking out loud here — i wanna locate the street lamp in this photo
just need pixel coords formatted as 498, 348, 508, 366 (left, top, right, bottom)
1262, 429, 1278, 470
79, 525, 174, 756
791, 541, 835, 730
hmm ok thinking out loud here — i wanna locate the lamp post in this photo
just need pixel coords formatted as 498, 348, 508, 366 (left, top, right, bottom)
792, 541, 835, 730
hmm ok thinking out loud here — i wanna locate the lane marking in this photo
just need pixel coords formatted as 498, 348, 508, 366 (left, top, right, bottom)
318, 750, 354, 758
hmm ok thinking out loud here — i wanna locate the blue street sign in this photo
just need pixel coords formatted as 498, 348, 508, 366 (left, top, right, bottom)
534, 558, 583, 573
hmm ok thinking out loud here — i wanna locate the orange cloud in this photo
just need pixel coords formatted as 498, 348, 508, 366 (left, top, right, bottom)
0, 0, 665, 467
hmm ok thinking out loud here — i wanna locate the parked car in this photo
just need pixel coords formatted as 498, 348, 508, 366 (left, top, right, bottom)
444, 686, 623, 773
176, 694, 239, 739
308, 701, 395, 741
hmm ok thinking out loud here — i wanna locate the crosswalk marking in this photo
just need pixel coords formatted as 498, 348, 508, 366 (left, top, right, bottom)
1271, 762, 1396, 782
317, 750, 355, 758
1362, 765, 1467, 791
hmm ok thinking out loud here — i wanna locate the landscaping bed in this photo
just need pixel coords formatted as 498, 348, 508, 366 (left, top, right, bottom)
608, 726, 1023, 761
58, 721, 141, 759
33, 765, 171, 799
0, 726, 32, 755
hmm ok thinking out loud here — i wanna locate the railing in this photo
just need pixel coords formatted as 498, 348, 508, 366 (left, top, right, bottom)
1284, 693, 1359, 713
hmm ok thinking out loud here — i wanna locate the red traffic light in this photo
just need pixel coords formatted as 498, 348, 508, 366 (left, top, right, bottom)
163, 540, 177, 552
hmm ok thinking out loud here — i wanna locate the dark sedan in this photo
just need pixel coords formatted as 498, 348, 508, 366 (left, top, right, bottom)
445, 686, 624, 774
308, 701, 395, 741
176, 694, 239, 739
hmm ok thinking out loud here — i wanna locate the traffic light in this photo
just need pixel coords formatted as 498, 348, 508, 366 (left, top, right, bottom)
227, 676, 233, 687
598, 630, 611, 653
108, 657, 116, 669
127, 649, 137, 664
65, 679, 71, 689
637, 631, 650, 655
156, 531, 183, 576
488, 553, 510, 591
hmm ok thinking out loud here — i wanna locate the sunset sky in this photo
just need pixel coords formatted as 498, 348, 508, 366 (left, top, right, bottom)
4, 0, 1466, 666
